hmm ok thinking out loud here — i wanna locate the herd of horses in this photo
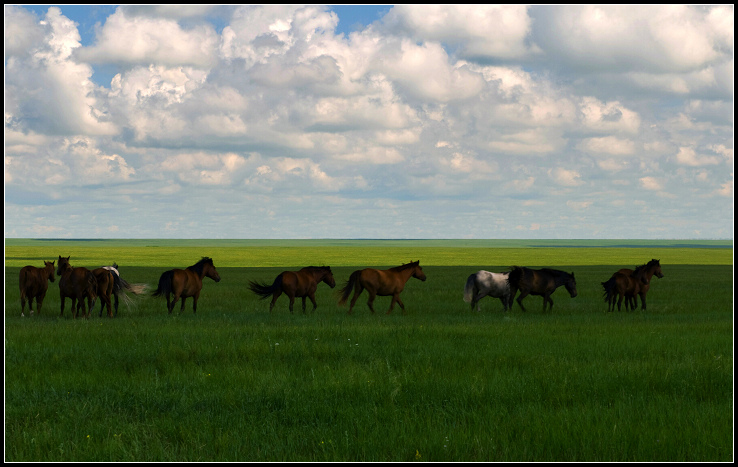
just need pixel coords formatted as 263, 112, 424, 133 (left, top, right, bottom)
17, 256, 664, 318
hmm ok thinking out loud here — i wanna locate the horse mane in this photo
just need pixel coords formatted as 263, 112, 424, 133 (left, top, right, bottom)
187, 257, 214, 275
633, 259, 659, 275
391, 261, 419, 272
541, 268, 572, 278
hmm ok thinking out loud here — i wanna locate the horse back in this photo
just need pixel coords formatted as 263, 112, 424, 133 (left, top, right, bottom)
360, 268, 403, 295
19, 266, 48, 295
174, 268, 203, 297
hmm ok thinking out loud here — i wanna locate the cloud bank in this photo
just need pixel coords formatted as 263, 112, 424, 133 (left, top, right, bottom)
4, 5, 734, 239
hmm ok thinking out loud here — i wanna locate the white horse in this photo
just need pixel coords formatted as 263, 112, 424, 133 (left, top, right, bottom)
463, 270, 512, 312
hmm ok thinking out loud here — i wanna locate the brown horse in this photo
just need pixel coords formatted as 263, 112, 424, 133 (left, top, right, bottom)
248, 266, 336, 313
338, 261, 427, 314
57, 256, 97, 319
92, 268, 115, 317
602, 259, 664, 312
152, 257, 221, 314
19, 261, 56, 317
507, 266, 577, 312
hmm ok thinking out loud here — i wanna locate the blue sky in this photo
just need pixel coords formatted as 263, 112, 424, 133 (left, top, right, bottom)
4, 5, 734, 239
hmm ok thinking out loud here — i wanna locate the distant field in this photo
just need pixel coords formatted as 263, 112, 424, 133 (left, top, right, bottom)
3, 238, 733, 268
4, 239, 733, 462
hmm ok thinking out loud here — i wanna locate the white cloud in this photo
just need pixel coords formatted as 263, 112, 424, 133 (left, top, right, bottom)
639, 176, 664, 191
579, 136, 636, 156
3, 5, 733, 239
76, 8, 220, 67
674, 147, 722, 166
383, 5, 536, 59
549, 168, 583, 187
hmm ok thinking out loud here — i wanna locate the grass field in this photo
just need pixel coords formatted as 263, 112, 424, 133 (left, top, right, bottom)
4, 239, 734, 461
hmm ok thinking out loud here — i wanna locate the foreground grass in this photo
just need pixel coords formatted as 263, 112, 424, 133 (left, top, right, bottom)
4, 241, 734, 461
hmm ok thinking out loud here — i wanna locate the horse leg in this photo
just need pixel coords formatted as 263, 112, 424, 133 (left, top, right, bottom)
302, 296, 307, 313
20, 290, 28, 317
387, 294, 397, 314
307, 293, 318, 312
180, 297, 187, 313
366, 291, 377, 313
391, 295, 406, 315
473, 292, 487, 312
500, 294, 509, 312
192, 292, 200, 314
60, 296, 66, 317
287, 294, 295, 314
348, 285, 364, 314
639, 293, 646, 311
516, 290, 529, 312
544, 294, 554, 312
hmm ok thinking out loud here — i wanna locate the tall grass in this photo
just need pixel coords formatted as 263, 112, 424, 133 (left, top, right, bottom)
4, 242, 734, 461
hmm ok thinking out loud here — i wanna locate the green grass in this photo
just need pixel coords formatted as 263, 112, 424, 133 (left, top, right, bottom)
4, 240, 734, 461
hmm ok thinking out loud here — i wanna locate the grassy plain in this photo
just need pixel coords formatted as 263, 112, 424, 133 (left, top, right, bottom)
4, 239, 734, 461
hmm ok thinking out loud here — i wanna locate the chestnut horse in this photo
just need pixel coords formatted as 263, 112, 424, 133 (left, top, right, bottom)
602, 259, 664, 312
248, 266, 336, 313
152, 257, 221, 314
507, 266, 577, 312
338, 261, 427, 314
57, 256, 97, 319
19, 260, 56, 317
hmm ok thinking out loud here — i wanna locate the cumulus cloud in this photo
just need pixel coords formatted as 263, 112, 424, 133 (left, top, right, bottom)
3, 5, 733, 239
76, 7, 220, 67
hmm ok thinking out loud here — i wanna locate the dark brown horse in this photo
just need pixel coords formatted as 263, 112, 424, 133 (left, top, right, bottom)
508, 266, 577, 312
92, 268, 115, 317
57, 256, 97, 319
98, 264, 148, 316
602, 259, 664, 312
248, 266, 336, 313
152, 257, 221, 314
338, 261, 427, 314
19, 260, 56, 317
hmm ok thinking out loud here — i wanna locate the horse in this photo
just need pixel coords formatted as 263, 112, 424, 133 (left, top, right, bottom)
463, 270, 512, 312
19, 261, 56, 317
98, 263, 149, 316
338, 261, 426, 314
507, 266, 577, 312
602, 259, 664, 312
91, 268, 115, 317
248, 266, 336, 313
57, 256, 98, 319
152, 257, 221, 314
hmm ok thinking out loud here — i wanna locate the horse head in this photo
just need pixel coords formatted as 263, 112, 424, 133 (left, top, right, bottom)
412, 261, 427, 282
651, 259, 664, 279
45, 260, 56, 282
57, 256, 71, 276
203, 258, 221, 282
565, 272, 578, 298
322, 267, 336, 288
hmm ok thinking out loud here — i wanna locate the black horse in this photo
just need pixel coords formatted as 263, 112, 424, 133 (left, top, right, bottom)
508, 266, 577, 312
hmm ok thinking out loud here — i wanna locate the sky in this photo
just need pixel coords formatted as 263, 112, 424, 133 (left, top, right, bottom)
4, 5, 734, 240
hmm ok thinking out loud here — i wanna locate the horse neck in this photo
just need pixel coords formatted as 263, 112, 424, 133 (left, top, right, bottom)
637, 265, 658, 282
397, 266, 417, 283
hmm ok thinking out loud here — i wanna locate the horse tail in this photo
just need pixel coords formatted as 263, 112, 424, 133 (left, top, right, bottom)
338, 270, 360, 305
248, 274, 283, 300
602, 277, 616, 303
152, 270, 174, 297
463, 274, 476, 303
